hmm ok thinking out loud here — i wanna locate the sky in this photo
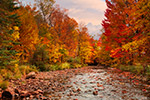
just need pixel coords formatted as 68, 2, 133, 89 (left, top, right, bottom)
21, 0, 107, 39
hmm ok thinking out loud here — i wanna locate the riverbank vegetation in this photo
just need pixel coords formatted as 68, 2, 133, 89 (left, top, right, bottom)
99, 0, 150, 79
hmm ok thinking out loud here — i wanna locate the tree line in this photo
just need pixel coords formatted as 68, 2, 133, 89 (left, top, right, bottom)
99, 0, 150, 75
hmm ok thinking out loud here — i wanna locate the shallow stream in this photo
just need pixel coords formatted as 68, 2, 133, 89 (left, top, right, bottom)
51, 69, 149, 100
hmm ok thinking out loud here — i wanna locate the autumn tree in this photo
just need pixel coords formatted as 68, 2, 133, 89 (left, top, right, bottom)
49, 6, 79, 56
120, 0, 150, 72
100, 0, 136, 66
14, 5, 39, 63
100, 0, 150, 72
77, 25, 94, 64
35, 0, 55, 25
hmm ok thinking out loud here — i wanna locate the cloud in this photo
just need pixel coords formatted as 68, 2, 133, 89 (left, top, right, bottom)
55, 0, 107, 25
86, 23, 102, 40
55, 0, 107, 39
71, 0, 106, 11
69, 8, 102, 25
19, 0, 34, 5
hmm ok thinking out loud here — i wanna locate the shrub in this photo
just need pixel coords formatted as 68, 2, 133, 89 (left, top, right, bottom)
60, 62, 70, 69
67, 57, 81, 64
67, 57, 82, 69
19, 65, 37, 75
0, 69, 13, 80
0, 81, 9, 90
146, 65, 150, 76
30, 45, 49, 71
49, 64, 61, 71
119, 65, 145, 75
36, 62, 47, 71
73, 64, 82, 68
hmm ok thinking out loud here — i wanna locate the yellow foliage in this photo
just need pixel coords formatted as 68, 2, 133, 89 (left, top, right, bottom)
13, 26, 19, 31
73, 64, 82, 68
10, 26, 20, 40
122, 37, 147, 52
19, 65, 37, 75
47, 44, 69, 63
0, 81, 9, 90
0, 69, 8, 77
0, 75, 3, 82
60, 62, 70, 69
79, 41, 93, 63
0, 69, 13, 79
14, 6, 39, 62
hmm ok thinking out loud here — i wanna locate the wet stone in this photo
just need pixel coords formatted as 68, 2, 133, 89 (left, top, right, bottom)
2, 91, 13, 99
93, 91, 98, 95
77, 88, 81, 92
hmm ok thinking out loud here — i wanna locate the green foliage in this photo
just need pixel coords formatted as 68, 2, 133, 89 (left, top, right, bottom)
118, 65, 149, 75
0, 69, 13, 80
0, 64, 37, 81
0, 0, 19, 11
67, 57, 81, 64
0, 72, 9, 90
67, 57, 82, 68
0, 0, 20, 67
31, 45, 49, 71
5, 72, 13, 80
73, 64, 82, 68
49, 64, 61, 71
60, 62, 70, 69
145, 65, 150, 76
0, 81, 9, 90
19, 65, 38, 75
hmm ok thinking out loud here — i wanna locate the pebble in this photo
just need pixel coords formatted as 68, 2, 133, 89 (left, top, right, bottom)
93, 91, 98, 95
77, 88, 81, 92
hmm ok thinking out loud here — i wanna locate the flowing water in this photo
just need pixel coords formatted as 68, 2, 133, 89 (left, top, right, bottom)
51, 68, 149, 100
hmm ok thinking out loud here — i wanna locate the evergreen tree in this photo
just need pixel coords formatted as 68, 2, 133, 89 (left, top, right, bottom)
0, 0, 20, 67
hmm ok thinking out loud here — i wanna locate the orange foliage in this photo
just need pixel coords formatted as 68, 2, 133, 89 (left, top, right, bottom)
14, 6, 39, 62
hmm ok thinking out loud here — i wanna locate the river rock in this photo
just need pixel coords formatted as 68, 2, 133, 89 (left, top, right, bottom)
2, 88, 15, 99
14, 93, 19, 99
20, 91, 30, 98
73, 89, 77, 93
14, 88, 20, 94
77, 88, 81, 92
20, 90, 28, 94
2, 91, 13, 99
93, 91, 98, 95
37, 89, 43, 94
26, 72, 36, 79
29, 91, 39, 95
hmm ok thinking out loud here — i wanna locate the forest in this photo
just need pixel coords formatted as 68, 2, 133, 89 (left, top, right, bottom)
0, 0, 150, 99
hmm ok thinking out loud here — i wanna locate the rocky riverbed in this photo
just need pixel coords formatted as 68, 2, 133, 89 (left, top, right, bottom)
0, 66, 150, 100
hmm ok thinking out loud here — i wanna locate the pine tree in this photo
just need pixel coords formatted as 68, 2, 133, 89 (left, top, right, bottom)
0, 0, 20, 67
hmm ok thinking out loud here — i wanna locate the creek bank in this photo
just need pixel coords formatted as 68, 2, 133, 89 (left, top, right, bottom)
0, 67, 91, 100
0, 66, 150, 100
